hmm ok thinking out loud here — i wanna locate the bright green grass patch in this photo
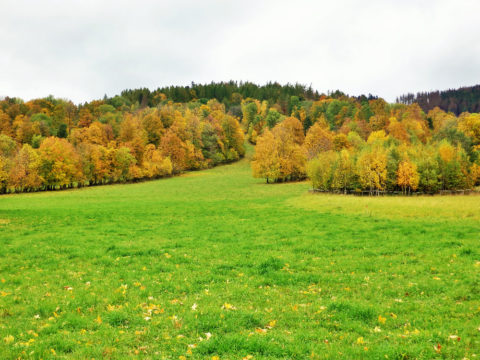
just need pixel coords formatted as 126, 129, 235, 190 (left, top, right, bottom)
0, 146, 479, 359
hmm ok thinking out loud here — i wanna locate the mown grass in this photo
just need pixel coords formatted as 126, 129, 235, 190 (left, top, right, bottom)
0, 146, 479, 359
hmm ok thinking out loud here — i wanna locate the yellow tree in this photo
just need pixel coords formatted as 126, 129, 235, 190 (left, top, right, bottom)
333, 133, 349, 151
367, 130, 388, 145
159, 129, 187, 174
272, 120, 306, 180
9, 144, 43, 191
253, 118, 307, 183
397, 158, 419, 194
70, 121, 113, 147
458, 113, 480, 148
221, 114, 245, 160
0, 110, 13, 137
387, 118, 409, 143
142, 108, 165, 146
77, 143, 110, 184
427, 107, 456, 134
119, 113, 148, 165
142, 144, 172, 178
303, 122, 333, 160
356, 147, 387, 195
279, 117, 305, 145
38, 137, 83, 188
252, 129, 280, 183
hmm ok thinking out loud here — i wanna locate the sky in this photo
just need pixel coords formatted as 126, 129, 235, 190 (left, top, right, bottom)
1, 0, 480, 104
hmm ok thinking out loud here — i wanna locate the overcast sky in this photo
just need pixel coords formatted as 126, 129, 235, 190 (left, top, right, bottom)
1, 0, 480, 103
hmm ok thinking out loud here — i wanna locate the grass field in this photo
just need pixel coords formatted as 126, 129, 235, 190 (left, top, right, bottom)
1, 146, 480, 359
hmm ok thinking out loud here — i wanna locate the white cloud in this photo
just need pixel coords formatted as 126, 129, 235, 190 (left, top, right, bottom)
1, 0, 479, 103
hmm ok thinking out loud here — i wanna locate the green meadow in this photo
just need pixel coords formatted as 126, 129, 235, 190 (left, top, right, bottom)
1, 147, 479, 359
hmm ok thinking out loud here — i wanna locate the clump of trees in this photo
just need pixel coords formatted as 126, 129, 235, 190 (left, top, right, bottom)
252, 96, 480, 195
0, 96, 244, 193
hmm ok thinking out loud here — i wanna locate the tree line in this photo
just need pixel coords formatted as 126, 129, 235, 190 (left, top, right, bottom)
0, 96, 244, 193
251, 95, 480, 194
397, 84, 480, 115
3, 83, 480, 195
109, 81, 322, 115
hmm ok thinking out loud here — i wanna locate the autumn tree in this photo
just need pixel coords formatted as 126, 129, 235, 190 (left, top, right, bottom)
160, 129, 187, 173
142, 109, 164, 146
119, 113, 148, 163
272, 119, 306, 180
0, 110, 13, 136
38, 137, 83, 188
307, 151, 336, 191
9, 144, 43, 191
142, 144, 172, 178
437, 140, 464, 190
417, 148, 440, 193
110, 147, 136, 182
252, 129, 280, 183
332, 149, 354, 193
221, 114, 245, 160
78, 143, 110, 184
397, 157, 419, 194
356, 147, 387, 195
458, 113, 480, 148
303, 122, 333, 160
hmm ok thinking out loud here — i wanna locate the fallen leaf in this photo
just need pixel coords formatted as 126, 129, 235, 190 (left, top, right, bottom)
4, 335, 14, 344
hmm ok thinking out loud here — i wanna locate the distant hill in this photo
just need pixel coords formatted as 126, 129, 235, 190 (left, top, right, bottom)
397, 84, 480, 115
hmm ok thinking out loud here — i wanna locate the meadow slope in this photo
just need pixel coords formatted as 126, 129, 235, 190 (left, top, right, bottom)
0, 147, 479, 359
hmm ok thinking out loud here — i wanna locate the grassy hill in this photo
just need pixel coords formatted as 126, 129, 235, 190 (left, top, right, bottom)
0, 147, 479, 359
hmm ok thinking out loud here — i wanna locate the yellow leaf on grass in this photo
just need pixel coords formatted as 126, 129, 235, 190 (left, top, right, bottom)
4, 335, 14, 344
222, 303, 236, 310
378, 315, 386, 324
356, 337, 364, 345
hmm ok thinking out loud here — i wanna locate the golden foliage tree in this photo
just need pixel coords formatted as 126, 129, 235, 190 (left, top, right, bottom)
8, 144, 43, 190
356, 147, 387, 195
252, 129, 280, 183
303, 122, 333, 160
38, 137, 83, 187
397, 158, 419, 194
